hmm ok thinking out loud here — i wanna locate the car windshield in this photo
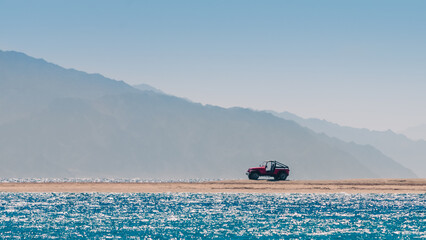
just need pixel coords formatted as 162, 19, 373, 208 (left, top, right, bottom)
260, 161, 267, 167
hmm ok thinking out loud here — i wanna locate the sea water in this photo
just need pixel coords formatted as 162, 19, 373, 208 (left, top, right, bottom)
0, 193, 424, 239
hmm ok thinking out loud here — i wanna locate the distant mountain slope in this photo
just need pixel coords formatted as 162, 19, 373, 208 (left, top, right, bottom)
401, 124, 426, 141
0, 50, 136, 125
273, 111, 426, 177
133, 83, 164, 94
0, 50, 417, 179
0, 94, 378, 179
317, 134, 415, 178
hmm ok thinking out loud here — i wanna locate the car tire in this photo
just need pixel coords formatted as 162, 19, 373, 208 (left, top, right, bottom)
248, 172, 259, 180
278, 172, 288, 180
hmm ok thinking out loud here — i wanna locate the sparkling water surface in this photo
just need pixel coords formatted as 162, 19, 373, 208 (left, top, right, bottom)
0, 193, 424, 239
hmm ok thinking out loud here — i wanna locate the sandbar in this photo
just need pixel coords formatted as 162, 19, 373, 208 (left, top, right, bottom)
0, 179, 425, 193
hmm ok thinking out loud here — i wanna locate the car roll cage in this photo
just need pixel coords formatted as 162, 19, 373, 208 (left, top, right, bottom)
262, 160, 289, 169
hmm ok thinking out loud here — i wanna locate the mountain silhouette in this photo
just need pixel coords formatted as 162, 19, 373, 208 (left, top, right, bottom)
0, 50, 417, 179
273, 111, 425, 177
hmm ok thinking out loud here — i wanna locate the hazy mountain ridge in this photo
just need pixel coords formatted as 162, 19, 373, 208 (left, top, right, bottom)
272, 111, 425, 177
0, 50, 417, 179
0, 50, 137, 125
0, 93, 378, 179
316, 134, 415, 178
133, 83, 164, 94
401, 124, 426, 141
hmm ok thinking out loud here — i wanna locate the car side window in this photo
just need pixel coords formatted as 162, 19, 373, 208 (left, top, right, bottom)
266, 162, 271, 171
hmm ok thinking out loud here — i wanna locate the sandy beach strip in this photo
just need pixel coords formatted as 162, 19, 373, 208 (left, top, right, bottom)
0, 179, 425, 194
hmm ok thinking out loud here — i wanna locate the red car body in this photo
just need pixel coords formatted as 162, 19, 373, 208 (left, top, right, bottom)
246, 161, 290, 180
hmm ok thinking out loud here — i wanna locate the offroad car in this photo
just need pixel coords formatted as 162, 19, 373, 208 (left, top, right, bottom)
246, 161, 290, 180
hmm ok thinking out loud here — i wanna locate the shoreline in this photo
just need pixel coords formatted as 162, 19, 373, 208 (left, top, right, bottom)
0, 179, 424, 194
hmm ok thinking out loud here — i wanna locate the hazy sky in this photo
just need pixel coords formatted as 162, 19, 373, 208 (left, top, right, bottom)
1, 0, 426, 131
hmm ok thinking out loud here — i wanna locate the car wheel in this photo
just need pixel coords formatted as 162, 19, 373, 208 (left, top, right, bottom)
249, 172, 259, 180
279, 172, 288, 180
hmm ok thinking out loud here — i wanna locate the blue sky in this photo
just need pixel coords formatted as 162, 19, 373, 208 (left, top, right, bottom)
1, 0, 426, 131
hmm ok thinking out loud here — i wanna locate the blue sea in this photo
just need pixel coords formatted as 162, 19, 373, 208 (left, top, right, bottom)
0, 192, 424, 239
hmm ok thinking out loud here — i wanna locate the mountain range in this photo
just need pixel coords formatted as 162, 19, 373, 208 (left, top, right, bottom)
272, 111, 426, 177
0, 50, 418, 179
